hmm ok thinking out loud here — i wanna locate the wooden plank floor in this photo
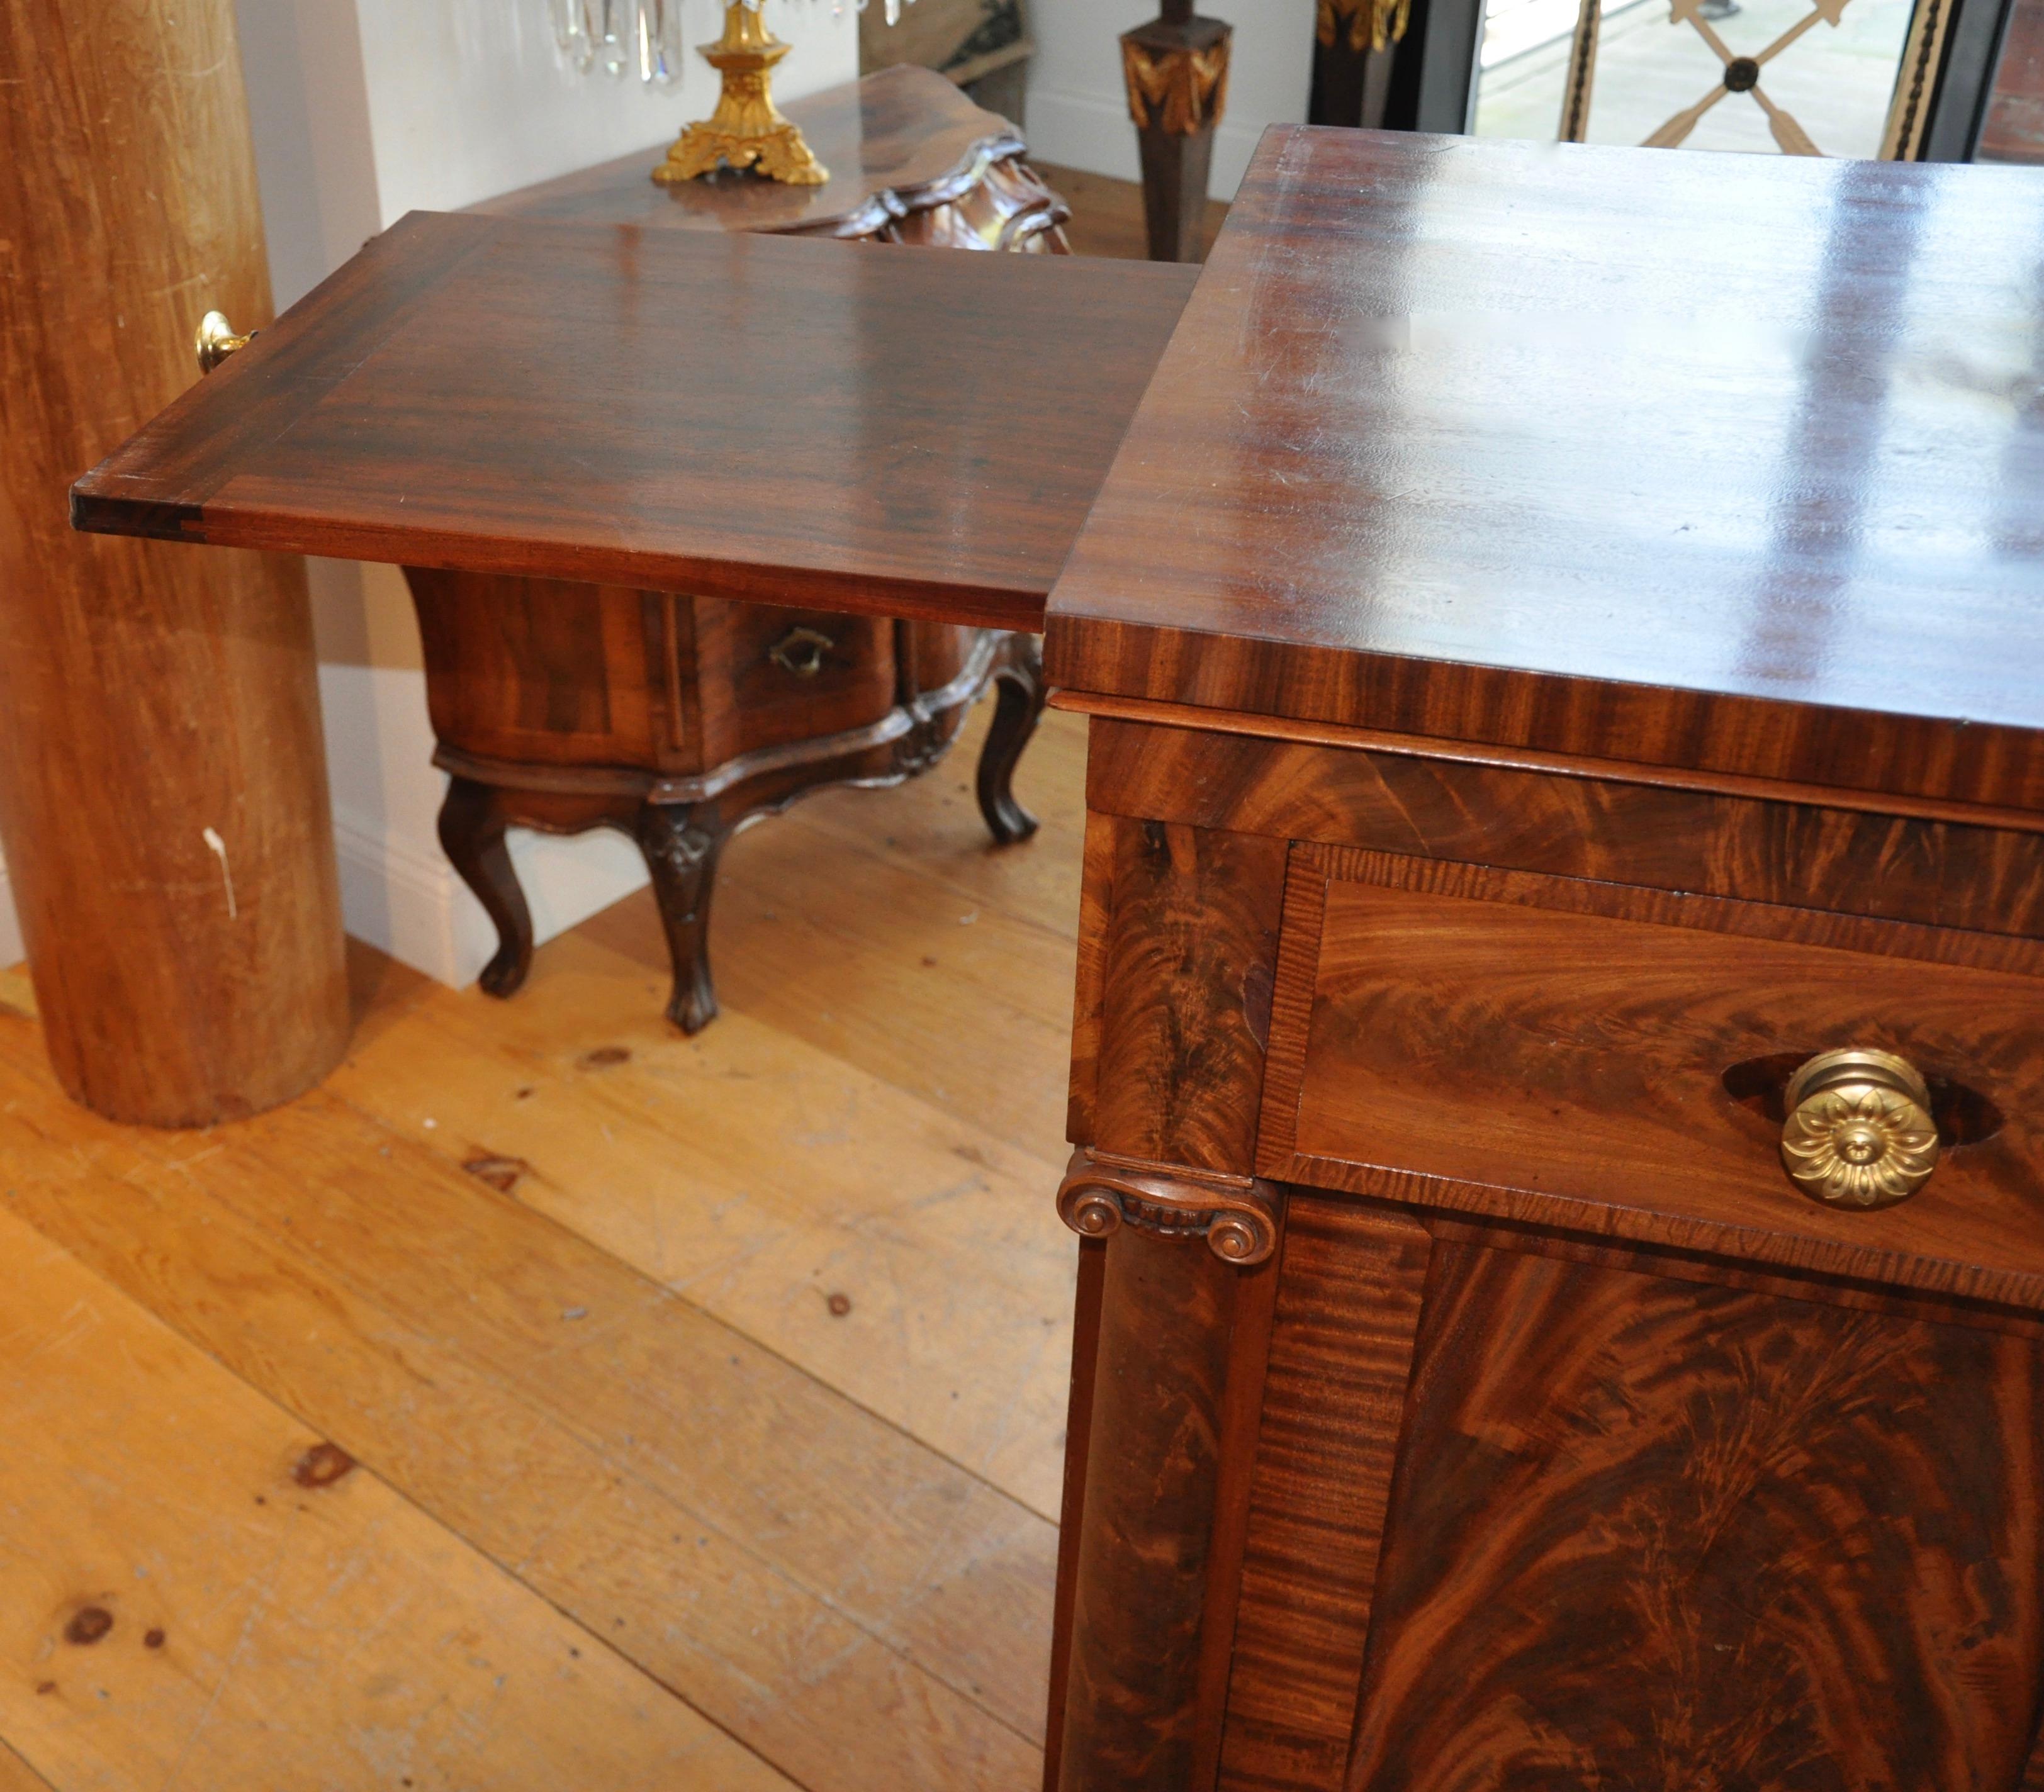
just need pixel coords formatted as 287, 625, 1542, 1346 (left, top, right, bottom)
0, 162, 1192, 1792
1037, 160, 1228, 262
0, 697, 1084, 1791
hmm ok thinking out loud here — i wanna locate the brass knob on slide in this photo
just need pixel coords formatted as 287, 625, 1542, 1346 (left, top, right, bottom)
195, 310, 252, 374
1780, 1048, 1940, 1209
768, 626, 833, 678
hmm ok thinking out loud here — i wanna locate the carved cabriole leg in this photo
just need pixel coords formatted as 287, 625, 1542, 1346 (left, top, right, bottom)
886, 157, 1075, 254
978, 633, 1048, 845
636, 799, 730, 1036
439, 776, 537, 999
1052, 815, 1290, 1792
1121, 3, 1233, 263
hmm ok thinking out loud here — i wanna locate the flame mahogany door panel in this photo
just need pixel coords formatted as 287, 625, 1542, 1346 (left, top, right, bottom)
1345, 1233, 2044, 1791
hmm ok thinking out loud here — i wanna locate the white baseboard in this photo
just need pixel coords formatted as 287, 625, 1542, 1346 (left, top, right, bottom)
332, 807, 477, 989
1024, 85, 1267, 203
0, 810, 642, 992
331, 804, 650, 990
0, 848, 20, 969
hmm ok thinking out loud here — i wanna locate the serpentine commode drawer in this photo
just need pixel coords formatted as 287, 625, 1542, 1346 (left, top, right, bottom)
1258, 844, 2044, 1308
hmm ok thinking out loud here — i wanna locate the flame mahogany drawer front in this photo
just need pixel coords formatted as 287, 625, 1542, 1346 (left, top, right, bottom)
1259, 844, 2044, 1306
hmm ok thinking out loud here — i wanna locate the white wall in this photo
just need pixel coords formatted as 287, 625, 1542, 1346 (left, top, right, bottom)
1024, 0, 1317, 200
0, 846, 19, 969
232, 0, 861, 988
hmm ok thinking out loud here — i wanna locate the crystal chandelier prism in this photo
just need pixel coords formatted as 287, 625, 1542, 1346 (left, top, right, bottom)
549, 0, 916, 87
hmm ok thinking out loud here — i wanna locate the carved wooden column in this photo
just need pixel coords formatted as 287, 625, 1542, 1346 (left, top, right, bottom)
1050, 815, 1288, 1790
0, 0, 349, 1124
1121, 1, 1233, 262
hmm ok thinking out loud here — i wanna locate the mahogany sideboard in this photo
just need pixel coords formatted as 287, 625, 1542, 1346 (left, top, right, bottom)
421, 65, 1074, 1030
72, 128, 2044, 1790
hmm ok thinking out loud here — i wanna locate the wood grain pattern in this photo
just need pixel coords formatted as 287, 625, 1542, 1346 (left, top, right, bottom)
71, 216, 1195, 633
1058, 696, 2044, 837
1055, 818, 1293, 1791
1045, 130, 2044, 816
1067, 809, 1120, 1146
1251, 847, 1327, 1174
1193, 1248, 1283, 1788
0, 1056, 1050, 1790
1045, 1237, 1108, 1792
1428, 1213, 2044, 1343
1218, 1197, 1432, 1792
0, 0, 347, 1124
1058, 1227, 1250, 1789
410, 571, 669, 770
0, 1207, 798, 1791
1092, 820, 1289, 1173
1082, 715, 2044, 939
1275, 848, 2044, 1310
1347, 1241, 2044, 1791
324, 924, 1079, 1525
418, 603, 1025, 1033
0, 1745, 49, 1792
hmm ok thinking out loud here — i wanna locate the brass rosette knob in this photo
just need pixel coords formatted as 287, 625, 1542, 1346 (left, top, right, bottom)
1780, 1047, 1941, 1210
195, 310, 252, 374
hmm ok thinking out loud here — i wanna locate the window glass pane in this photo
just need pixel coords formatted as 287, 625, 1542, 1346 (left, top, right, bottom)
1471, 0, 1919, 159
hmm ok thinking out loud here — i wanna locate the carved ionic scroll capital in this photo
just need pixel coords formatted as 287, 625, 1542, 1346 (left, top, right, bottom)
1057, 1146, 1280, 1266
1121, 31, 1232, 137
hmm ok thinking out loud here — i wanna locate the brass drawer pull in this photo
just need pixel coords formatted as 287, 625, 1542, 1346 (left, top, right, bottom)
768, 626, 833, 678
1780, 1047, 1940, 1210
195, 310, 252, 374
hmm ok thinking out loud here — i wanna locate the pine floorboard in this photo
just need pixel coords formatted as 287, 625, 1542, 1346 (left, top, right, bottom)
0, 1204, 799, 1792
0, 1740, 52, 1791
0, 701, 1089, 1790
1035, 160, 1229, 261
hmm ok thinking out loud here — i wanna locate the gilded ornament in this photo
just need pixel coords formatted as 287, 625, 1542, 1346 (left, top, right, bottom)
195, 310, 251, 375
1779, 1047, 1941, 1210
1317, 0, 1413, 55
1122, 38, 1232, 137
654, 3, 828, 187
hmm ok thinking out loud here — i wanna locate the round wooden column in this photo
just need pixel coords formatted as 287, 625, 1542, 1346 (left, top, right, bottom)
0, 0, 349, 1125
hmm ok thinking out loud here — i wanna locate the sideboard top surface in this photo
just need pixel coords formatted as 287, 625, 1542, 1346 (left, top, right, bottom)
69, 211, 1194, 631
1046, 127, 2044, 815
